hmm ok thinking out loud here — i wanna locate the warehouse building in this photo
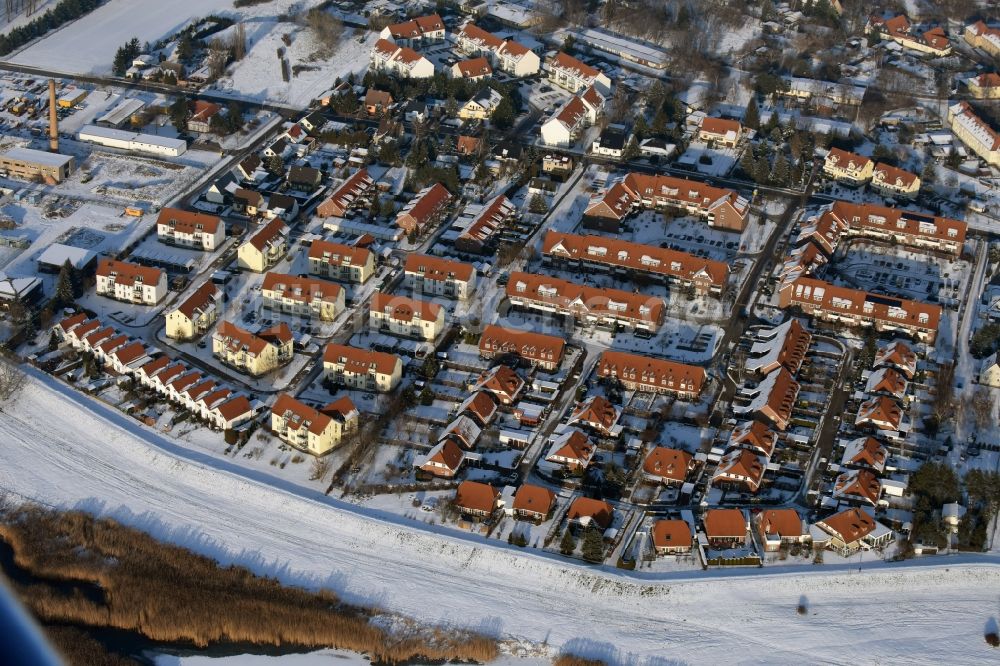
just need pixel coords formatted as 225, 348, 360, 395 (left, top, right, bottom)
0, 147, 74, 184
77, 125, 187, 157
95, 99, 146, 128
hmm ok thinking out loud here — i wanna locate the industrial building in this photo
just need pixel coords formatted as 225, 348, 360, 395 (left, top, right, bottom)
0, 147, 74, 184
77, 125, 187, 157
95, 99, 146, 128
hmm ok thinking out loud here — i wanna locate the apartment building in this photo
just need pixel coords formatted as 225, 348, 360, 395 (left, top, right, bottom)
540, 86, 604, 147
165, 281, 222, 340
237, 219, 288, 272
212, 321, 293, 376
156, 208, 225, 251
811, 200, 967, 258
322, 344, 403, 392
967, 72, 1000, 100
455, 23, 540, 76
546, 51, 611, 94
270, 393, 359, 456
261, 272, 345, 320
779, 277, 941, 343
964, 21, 1000, 57
370, 39, 434, 79
454, 195, 516, 254
871, 163, 920, 198
307, 240, 375, 284
867, 14, 951, 56
95, 259, 166, 305
822, 148, 873, 185
396, 183, 453, 234
404, 254, 477, 300
507, 271, 664, 332
596, 350, 706, 399
947, 101, 1000, 167
542, 230, 728, 295
584, 172, 749, 232
477, 324, 565, 371
369, 292, 445, 340
379, 13, 445, 46
317, 168, 375, 218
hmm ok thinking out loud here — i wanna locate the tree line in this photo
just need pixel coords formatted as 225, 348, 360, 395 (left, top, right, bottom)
0, 0, 102, 56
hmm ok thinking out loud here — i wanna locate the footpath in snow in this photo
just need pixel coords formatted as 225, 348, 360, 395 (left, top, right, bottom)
1, 372, 999, 665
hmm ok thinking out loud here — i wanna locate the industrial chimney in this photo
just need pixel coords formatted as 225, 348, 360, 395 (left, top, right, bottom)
48, 79, 58, 153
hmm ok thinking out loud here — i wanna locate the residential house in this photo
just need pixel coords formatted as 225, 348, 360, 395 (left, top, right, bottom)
165, 282, 222, 340
287, 165, 321, 192
379, 13, 445, 46
419, 438, 465, 477
369, 39, 434, 79
855, 395, 903, 433
456, 135, 481, 156
396, 183, 453, 235
868, 14, 951, 56
460, 391, 497, 426
540, 86, 604, 147
964, 21, 1000, 58
156, 208, 224, 251
568, 395, 620, 438
833, 468, 882, 506
967, 72, 1000, 100
453, 480, 499, 518
458, 88, 504, 121
478, 324, 565, 371
95, 259, 166, 305
472, 364, 525, 405
591, 125, 628, 158
323, 344, 402, 392
364, 89, 394, 115
841, 437, 888, 474
711, 449, 767, 493
237, 219, 288, 272
506, 271, 665, 332
187, 100, 221, 133
875, 341, 918, 379
212, 321, 293, 376
494, 39, 540, 76
642, 447, 693, 486
812, 507, 893, 556
545, 429, 595, 471
307, 240, 375, 284
566, 497, 613, 530
595, 350, 705, 399
698, 117, 742, 147
404, 253, 476, 300
702, 508, 748, 548
233, 188, 265, 217
368, 292, 445, 340
512, 484, 555, 521
728, 420, 777, 458
755, 509, 808, 552
261, 273, 345, 320
823, 148, 873, 185
871, 163, 920, 198
270, 393, 359, 456
980, 352, 1000, 388
865, 366, 908, 401
317, 168, 375, 217
734, 367, 800, 431
651, 519, 693, 555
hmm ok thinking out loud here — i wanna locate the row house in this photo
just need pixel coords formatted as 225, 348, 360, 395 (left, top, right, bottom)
317, 168, 376, 218
396, 183, 453, 234
95, 259, 166, 305
369, 39, 434, 79
165, 281, 222, 340
546, 51, 611, 95
455, 23, 540, 76
379, 13, 445, 47
237, 219, 288, 272
964, 21, 1000, 58
506, 271, 665, 332
212, 321, 294, 376
779, 277, 941, 343
967, 72, 1000, 100
322, 344, 402, 392
697, 117, 743, 148
261, 272, 345, 321
584, 172, 749, 233
734, 367, 800, 431
454, 195, 516, 255
369, 292, 445, 341
472, 364, 525, 406
134, 355, 254, 430
403, 253, 476, 300
745, 319, 812, 375
540, 85, 604, 147
307, 240, 375, 284
270, 393, 359, 456
867, 14, 951, 56
595, 350, 706, 399
156, 208, 225, 251
542, 230, 728, 295
822, 148, 873, 185
947, 101, 1000, 167
478, 324, 565, 372
871, 163, 920, 198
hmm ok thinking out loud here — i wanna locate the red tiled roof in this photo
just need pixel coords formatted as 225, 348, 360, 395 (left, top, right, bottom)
642, 447, 692, 483
245, 218, 287, 251
156, 207, 221, 235
478, 325, 565, 366
507, 271, 664, 325
370, 292, 441, 322
404, 253, 474, 282
308, 239, 372, 267
596, 350, 706, 395
566, 497, 613, 529
651, 519, 692, 550
703, 508, 746, 539
96, 259, 163, 287
550, 51, 600, 80
454, 480, 498, 514
454, 56, 492, 78
323, 344, 400, 376
175, 281, 220, 319
512, 484, 555, 515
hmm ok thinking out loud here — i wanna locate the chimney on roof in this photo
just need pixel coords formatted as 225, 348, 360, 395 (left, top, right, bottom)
48, 79, 59, 153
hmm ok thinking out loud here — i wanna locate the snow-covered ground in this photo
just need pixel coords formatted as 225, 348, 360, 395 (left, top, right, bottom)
2, 371, 1000, 665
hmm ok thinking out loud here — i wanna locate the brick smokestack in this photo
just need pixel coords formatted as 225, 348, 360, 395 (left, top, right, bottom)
48, 79, 58, 152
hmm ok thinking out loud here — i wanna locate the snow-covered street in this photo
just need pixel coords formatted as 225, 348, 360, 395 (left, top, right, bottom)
1, 371, 999, 665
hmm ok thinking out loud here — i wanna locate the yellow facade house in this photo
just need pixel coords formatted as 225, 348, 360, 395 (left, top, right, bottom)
237, 219, 288, 272
270, 393, 359, 455
212, 321, 293, 376
165, 281, 222, 340
322, 344, 403, 392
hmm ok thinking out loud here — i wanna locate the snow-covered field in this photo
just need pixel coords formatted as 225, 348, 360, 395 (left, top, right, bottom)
2, 371, 999, 665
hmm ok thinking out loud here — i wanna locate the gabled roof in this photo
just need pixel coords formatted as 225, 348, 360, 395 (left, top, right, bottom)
875, 341, 917, 379
734, 367, 800, 430
370, 292, 442, 322
215, 395, 252, 421
513, 484, 555, 515
404, 253, 473, 282
96, 259, 163, 286
712, 449, 767, 490
397, 183, 453, 227
478, 325, 565, 365
214, 320, 290, 356
454, 480, 498, 514
454, 56, 492, 78
833, 469, 882, 506
473, 364, 525, 400
57, 312, 88, 333
156, 207, 221, 235
699, 117, 741, 138
424, 438, 465, 471
569, 395, 619, 433
323, 344, 400, 376
873, 162, 919, 189
728, 420, 777, 458
757, 509, 804, 540
817, 507, 877, 543
566, 497, 613, 529
262, 272, 342, 305
825, 147, 871, 171
865, 366, 908, 399
308, 239, 372, 267
245, 218, 287, 251
703, 508, 746, 539
507, 271, 664, 325
784, 277, 942, 335
546, 429, 594, 464
747, 318, 812, 375
549, 51, 600, 80
596, 350, 706, 395
459, 391, 497, 426
272, 393, 333, 436
174, 281, 220, 320
855, 395, 902, 431
364, 88, 393, 107
458, 23, 503, 50
841, 437, 888, 473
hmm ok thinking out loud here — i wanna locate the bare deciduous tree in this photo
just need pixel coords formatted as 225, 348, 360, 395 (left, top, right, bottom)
0, 359, 26, 406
